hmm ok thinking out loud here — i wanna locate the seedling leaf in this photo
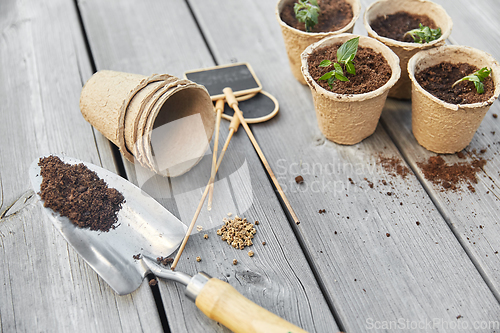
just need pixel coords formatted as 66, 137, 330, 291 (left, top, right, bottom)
319, 60, 332, 67
405, 23, 441, 43
452, 67, 492, 94
337, 37, 359, 64
294, 0, 320, 33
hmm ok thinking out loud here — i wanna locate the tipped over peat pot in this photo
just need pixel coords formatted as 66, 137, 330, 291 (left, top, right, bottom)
276, 0, 361, 84
364, 0, 452, 99
301, 34, 401, 144
408, 45, 500, 154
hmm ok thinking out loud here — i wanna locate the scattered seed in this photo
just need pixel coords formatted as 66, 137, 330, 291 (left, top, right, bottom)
386, 233, 391, 237
416, 221, 420, 226
493, 113, 498, 119
248, 251, 254, 257
196, 256, 201, 262
196, 225, 203, 232
132, 253, 141, 260
227, 212, 233, 217
149, 279, 157, 286
217, 215, 256, 250
295, 175, 304, 184
262, 241, 266, 245
255, 220, 259, 225
203, 234, 209, 239
233, 259, 238, 265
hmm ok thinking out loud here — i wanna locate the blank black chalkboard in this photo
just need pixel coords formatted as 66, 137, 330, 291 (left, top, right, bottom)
184, 63, 262, 101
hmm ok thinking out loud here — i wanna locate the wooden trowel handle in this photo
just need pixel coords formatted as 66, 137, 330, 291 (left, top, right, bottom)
195, 278, 308, 333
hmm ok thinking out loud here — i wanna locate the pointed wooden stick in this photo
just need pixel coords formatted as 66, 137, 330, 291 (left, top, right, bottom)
223, 87, 300, 225
171, 112, 241, 270
207, 99, 225, 211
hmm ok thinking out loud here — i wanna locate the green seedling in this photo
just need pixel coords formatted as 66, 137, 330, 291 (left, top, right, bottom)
294, 0, 320, 33
405, 23, 442, 43
452, 67, 492, 94
318, 37, 359, 89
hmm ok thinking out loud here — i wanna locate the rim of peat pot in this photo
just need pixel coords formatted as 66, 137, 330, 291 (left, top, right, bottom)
276, 0, 361, 39
300, 33, 401, 144
363, 0, 452, 99
408, 45, 500, 110
408, 45, 500, 153
276, 0, 362, 84
301, 33, 401, 102
363, 0, 452, 52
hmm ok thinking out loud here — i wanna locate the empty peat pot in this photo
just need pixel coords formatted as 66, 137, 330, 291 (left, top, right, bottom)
301, 34, 400, 145
408, 45, 500, 154
364, 0, 452, 99
276, 0, 361, 85
80, 70, 215, 177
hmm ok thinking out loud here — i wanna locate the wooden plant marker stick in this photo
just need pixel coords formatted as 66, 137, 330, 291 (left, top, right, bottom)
171, 113, 241, 270
223, 87, 300, 225
207, 99, 225, 211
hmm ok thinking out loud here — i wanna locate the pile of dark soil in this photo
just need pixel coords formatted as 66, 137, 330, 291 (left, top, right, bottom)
370, 11, 437, 42
415, 62, 494, 104
38, 155, 125, 232
308, 44, 391, 94
280, 0, 353, 33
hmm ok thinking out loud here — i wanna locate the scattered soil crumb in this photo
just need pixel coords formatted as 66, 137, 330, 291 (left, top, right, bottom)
378, 155, 410, 178
319, 209, 326, 214
295, 175, 304, 184
157, 257, 174, 266
386, 233, 391, 237
149, 279, 157, 287
38, 155, 125, 232
255, 220, 260, 225
217, 216, 256, 249
416, 221, 420, 226
457, 315, 462, 319
348, 177, 354, 184
417, 156, 486, 191
456, 151, 465, 159
387, 192, 392, 196
132, 254, 141, 260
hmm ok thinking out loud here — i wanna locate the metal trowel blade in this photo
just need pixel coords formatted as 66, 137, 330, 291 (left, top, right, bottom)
29, 155, 187, 295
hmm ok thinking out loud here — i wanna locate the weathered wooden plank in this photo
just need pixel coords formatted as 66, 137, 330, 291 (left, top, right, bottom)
0, 0, 161, 332
369, 0, 500, 300
187, 0, 500, 331
78, 0, 338, 332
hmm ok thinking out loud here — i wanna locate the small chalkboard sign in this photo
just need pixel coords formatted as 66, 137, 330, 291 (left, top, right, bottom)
184, 63, 262, 101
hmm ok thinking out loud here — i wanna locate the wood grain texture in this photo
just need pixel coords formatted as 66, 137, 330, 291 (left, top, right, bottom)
78, 0, 338, 332
367, 0, 500, 300
0, 0, 161, 332
187, 0, 500, 331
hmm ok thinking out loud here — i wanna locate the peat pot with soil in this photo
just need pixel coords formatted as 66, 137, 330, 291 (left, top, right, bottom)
301, 34, 400, 144
408, 45, 500, 154
364, 0, 452, 99
276, 0, 361, 84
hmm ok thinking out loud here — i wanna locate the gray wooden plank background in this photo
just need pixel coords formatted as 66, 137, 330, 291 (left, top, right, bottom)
0, 0, 163, 332
77, 0, 338, 332
187, 0, 500, 331
352, 0, 500, 302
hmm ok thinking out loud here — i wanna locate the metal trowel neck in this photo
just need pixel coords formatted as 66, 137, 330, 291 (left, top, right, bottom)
142, 256, 211, 302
